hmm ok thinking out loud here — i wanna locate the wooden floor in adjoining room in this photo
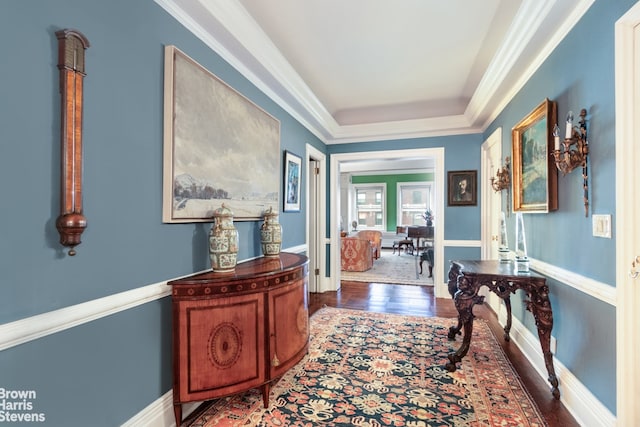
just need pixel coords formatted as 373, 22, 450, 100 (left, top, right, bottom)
309, 281, 578, 427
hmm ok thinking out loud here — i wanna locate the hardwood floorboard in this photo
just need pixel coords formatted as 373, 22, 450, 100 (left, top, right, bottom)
309, 281, 578, 427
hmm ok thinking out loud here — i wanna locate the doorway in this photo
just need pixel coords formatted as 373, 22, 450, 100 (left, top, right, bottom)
306, 144, 326, 293
481, 128, 506, 316
330, 148, 446, 296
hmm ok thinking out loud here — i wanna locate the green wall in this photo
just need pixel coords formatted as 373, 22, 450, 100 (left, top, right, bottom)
351, 173, 434, 231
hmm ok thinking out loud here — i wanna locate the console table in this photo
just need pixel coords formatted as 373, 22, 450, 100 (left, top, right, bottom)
445, 260, 559, 399
167, 253, 309, 426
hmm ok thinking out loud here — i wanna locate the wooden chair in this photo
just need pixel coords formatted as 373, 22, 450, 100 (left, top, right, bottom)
392, 226, 414, 255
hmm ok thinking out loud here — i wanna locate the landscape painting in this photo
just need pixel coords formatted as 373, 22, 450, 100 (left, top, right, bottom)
163, 46, 280, 222
511, 98, 558, 213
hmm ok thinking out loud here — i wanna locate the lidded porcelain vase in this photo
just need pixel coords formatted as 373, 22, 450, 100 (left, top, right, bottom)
260, 206, 282, 257
209, 203, 239, 272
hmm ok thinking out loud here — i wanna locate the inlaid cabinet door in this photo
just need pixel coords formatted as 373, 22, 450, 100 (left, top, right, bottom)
268, 278, 309, 378
174, 293, 266, 402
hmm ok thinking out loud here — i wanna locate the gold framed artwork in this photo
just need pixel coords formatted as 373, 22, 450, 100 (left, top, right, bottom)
162, 45, 280, 222
512, 98, 558, 213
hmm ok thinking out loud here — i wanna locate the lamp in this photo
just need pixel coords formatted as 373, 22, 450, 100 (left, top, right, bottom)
490, 156, 511, 214
552, 108, 589, 216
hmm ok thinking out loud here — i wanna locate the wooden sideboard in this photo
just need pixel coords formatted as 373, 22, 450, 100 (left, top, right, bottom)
167, 252, 309, 426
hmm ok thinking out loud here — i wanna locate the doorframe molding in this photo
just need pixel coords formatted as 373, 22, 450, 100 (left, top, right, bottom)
480, 127, 503, 260
329, 148, 445, 296
305, 144, 327, 292
614, 4, 640, 424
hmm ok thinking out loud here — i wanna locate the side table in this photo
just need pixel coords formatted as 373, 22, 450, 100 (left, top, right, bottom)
445, 260, 559, 399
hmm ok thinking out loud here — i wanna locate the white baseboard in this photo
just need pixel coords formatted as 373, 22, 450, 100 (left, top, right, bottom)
492, 302, 615, 427
121, 390, 199, 427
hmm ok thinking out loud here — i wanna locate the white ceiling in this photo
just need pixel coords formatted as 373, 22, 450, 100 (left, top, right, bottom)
157, 0, 592, 145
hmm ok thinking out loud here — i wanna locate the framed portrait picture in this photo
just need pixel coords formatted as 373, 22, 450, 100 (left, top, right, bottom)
448, 170, 477, 206
284, 150, 302, 212
162, 45, 280, 222
512, 98, 558, 213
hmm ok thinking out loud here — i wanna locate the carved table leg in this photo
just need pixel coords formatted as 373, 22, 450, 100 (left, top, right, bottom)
445, 275, 485, 372
527, 287, 560, 399
503, 297, 512, 342
445, 307, 474, 372
446, 263, 463, 340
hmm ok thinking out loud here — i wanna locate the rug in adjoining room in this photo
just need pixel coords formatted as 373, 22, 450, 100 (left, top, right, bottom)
185, 307, 546, 427
341, 249, 433, 286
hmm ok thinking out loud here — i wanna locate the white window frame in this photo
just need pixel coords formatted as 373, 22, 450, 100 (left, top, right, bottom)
396, 181, 432, 226
351, 183, 386, 230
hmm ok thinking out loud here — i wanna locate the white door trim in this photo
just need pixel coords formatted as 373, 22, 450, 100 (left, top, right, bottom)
306, 144, 328, 292
481, 127, 503, 260
330, 148, 446, 296
615, 3, 640, 425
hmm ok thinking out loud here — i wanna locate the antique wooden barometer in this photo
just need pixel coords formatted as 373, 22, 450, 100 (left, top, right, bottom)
55, 29, 89, 256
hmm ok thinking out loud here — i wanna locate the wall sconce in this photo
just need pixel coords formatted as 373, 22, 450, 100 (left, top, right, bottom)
490, 156, 511, 214
552, 108, 589, 216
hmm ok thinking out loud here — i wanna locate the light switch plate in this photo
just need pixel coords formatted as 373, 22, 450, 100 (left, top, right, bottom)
592, 214, 612, 238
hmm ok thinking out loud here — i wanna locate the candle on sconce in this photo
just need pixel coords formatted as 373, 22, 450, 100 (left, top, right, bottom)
565, 111, 574, 139
553, 124, 560, 150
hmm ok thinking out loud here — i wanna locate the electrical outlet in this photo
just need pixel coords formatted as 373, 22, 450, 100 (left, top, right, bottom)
550, 335, 557, 354
592, 214, 612, 238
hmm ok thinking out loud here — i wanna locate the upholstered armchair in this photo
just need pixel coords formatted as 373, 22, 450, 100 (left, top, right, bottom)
355, 230, 382, 259
341, 237, 374, 271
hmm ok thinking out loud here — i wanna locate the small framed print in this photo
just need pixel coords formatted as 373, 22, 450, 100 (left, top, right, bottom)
283, 150, 302, 212
448, 170, 477, 206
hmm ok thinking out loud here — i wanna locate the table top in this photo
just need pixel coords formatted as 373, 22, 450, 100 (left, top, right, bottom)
450, 259, 545, 280
169, 252, 308, 286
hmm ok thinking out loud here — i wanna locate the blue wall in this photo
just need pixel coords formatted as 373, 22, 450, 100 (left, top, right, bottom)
483, 0, 636, 413
0, 0, 632, 423
0, 0, 321, 425
328, 134, 484, 241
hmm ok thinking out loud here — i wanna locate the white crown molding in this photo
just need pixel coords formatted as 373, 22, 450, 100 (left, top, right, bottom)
466, 0, 554, 123
478, 0, 596, 130
153, 0, 334, 142
157, 0, 593, 144
326, 114, 479, 144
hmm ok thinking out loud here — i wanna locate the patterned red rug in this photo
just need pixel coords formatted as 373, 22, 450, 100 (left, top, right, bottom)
185, 307, 546, 426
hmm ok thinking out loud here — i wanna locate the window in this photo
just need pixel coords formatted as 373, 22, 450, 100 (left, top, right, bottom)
354, 184, 385, 229
398, 183, 431, 226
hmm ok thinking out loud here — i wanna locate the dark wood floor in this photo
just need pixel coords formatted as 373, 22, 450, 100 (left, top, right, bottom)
309, 281, 578, 427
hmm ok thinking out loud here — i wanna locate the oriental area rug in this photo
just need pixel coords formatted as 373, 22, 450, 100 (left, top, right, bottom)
184, 307, 546, 427
341, 249, 434, 286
